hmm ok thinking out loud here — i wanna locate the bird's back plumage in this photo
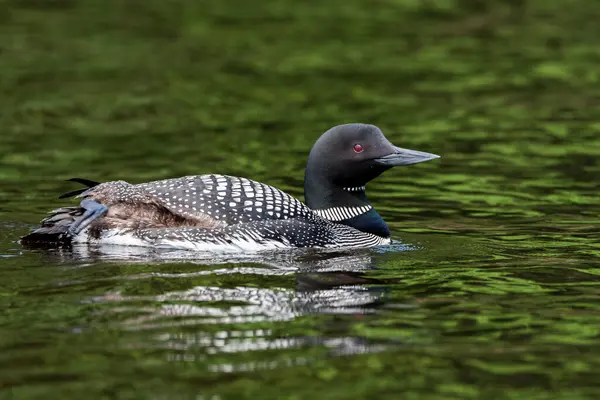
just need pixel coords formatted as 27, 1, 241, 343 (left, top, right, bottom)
21, 123, 440, 252
22, 174, 389, 251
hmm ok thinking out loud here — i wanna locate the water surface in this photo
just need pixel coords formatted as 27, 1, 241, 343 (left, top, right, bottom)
2, 0, 600, 398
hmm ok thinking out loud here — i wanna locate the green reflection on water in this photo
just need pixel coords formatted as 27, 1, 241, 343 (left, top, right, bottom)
2, 0, 600, 398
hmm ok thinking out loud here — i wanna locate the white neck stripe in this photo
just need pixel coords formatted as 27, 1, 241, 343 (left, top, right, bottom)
343, 186, 365, 192
313, 205, 372, 221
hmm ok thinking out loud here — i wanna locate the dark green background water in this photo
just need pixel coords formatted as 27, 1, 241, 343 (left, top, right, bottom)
2, 0, 600, 398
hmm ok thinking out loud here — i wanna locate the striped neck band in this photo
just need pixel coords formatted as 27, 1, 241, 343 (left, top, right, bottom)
343, 186, 365, 192
313, 205, 372, 221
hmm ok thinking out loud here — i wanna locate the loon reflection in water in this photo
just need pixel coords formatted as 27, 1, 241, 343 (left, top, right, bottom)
21, 123, 439, 252
67, 249, 401, 370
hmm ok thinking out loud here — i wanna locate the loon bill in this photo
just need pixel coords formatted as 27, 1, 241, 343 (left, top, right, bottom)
21, 123, 439, 252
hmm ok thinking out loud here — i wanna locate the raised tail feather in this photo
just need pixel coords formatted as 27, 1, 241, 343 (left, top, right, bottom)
58, 177, 101, 199
20, 178, 102, 247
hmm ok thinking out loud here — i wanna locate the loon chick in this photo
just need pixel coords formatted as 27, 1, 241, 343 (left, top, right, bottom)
21, 123, 439, 252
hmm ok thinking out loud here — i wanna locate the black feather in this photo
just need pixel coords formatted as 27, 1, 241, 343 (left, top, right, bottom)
58, 188, 89, 199
58, 177, 102, 199
66, 178, 101, 187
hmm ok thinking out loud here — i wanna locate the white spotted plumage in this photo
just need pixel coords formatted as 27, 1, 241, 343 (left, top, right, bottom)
23, 123, 441, 252
137, 175, 314, 225
65, 174, 385, 251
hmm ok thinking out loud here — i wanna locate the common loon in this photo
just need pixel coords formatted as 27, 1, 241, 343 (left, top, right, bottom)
21, 123, 439, 252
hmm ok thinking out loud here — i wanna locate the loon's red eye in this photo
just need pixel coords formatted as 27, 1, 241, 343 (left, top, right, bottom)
353, 144, 364, 153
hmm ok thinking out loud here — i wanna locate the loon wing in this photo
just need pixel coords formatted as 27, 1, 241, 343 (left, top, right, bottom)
52, 174, 318, 234
133, 174, 317, 226
129, 218, 386, 250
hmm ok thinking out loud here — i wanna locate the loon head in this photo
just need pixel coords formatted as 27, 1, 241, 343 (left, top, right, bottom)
304, 123, 439, 236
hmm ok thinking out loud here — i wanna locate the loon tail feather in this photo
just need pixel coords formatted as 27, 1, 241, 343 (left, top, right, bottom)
58, 177, 102, 199
20, 206, 84, 247
66, 177, 101, 186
